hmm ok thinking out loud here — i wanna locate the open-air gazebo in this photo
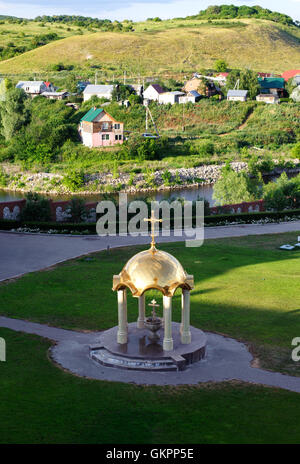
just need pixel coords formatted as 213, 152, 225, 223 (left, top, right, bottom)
112, 211, 194, 351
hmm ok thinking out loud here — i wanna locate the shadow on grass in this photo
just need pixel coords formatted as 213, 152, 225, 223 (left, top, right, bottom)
0, 236, 299, 375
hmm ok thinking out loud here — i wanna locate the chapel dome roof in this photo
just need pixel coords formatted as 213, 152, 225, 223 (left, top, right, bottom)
113, 247, 194, 297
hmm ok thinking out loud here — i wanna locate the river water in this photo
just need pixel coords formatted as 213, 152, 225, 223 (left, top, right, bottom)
0, 184, 216, 205
1, 171, 298, 206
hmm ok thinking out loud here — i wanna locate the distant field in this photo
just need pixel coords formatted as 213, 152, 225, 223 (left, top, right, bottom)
0, 18, 299, 75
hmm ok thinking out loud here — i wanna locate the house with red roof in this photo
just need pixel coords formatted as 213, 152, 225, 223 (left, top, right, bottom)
79, 107, 124, 148
16, 80, 55, 97
282, 70, 300, 82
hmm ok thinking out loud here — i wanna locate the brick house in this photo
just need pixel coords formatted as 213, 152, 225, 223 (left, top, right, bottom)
79, 107, 124, 148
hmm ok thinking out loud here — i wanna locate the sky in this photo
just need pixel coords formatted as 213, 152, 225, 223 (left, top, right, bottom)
0, 0, 299, 22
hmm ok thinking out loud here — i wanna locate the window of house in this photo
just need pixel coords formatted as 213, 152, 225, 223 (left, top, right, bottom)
115, 135, 122, 141
114, 124, 120, 129
102, 122, 109, 130
102, 134, 109, 140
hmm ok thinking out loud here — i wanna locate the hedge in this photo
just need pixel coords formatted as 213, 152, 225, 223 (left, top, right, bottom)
1, 208, 300, 234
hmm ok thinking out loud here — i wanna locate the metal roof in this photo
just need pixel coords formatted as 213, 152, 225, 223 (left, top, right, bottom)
227, 90, 248, 97
41, 91, 68, 96
83, 84, 114, 94
16, 81, 45, 88
80, 107, 104, 122
258, 77, 285, 89
188, 90, 201, 97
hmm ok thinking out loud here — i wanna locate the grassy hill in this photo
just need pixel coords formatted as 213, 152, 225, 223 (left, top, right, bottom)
0, 18, 299, 76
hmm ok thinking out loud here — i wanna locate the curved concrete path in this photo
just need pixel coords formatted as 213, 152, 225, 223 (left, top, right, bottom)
1, 221, 300, 390
1, 316, 300, 391
1, 220, 300, 282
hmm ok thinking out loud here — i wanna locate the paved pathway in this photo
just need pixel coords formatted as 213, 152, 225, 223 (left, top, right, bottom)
1, 221, 300, 389
1, 316, 300, 391
0, 221, 299, 282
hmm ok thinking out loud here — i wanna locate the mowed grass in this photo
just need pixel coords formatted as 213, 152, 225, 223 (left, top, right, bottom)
1, 327, 300, 444
1, 232, 300, 443
0, 232, 300, 374
1, 19, 299, 74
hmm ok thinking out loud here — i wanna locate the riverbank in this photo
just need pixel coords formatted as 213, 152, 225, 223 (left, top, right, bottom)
1, 160, 299, 200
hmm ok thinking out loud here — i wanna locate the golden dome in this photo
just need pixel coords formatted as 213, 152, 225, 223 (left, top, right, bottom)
113, 247, 194, 297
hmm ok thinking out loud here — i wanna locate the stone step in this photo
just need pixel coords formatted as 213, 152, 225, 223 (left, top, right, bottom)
90, 347, 179, 371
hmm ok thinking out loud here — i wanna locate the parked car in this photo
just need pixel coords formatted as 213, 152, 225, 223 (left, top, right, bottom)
142, 133, 159, 138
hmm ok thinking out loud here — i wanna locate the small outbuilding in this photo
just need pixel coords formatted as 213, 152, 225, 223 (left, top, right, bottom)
227, 89, 248, 101
179, 90, 201, 104
41, 91, 69, 100
256, 93, 279, 104
158, 91, 185, 105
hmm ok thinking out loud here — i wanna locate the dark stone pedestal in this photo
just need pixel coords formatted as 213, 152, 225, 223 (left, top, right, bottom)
90, 322, 207, 372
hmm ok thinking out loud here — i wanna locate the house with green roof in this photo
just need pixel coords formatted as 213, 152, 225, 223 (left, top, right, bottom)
258, 77, 285, 97
79, 107, 124, 148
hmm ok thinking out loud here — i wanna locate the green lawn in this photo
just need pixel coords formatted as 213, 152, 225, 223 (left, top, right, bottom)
1, 232, 300, 374
1, 327, 300, 444
1, 232, 300, 443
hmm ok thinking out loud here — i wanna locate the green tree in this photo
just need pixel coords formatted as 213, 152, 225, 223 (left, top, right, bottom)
226, 69, 259, 99
213, 164, 261, 206
263, 173, 300, 211
215, 59, 228, 73
65, 73, 78, 93
0, 81, 29, 141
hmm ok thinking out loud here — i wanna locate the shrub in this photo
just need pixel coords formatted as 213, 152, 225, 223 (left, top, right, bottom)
213, 164, 262, 206
291, 142, 300, 159
161, 169, 172, 186
67, 197, 86, 223
0, 167, 8, 187
63, 170, 85, 191
263, 173, 300, 211
20, 192, 51, 222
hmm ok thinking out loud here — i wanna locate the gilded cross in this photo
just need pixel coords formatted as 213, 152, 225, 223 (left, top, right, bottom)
144, 210, 162, 251
148, 299, 160, 320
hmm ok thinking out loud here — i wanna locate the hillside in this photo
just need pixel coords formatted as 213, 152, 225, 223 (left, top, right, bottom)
0, 18, 299, 76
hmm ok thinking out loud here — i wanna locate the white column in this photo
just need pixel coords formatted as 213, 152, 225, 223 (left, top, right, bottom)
117, 289, 128, 344
181, 289, 191, 344
163, 295, 173, 351
137, 294, 145, 329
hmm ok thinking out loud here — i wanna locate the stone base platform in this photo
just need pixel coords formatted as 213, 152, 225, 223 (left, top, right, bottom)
90, 322, 207, 371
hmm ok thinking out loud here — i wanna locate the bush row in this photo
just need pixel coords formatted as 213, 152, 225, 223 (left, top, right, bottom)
1, 208, 300, 234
